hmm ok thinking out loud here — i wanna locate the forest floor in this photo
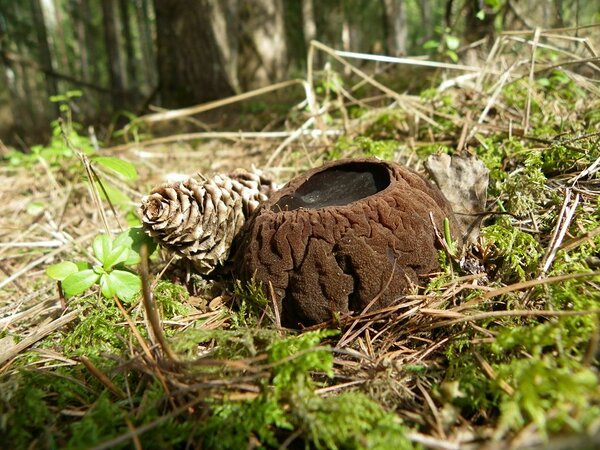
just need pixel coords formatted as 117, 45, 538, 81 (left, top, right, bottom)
2, 29, 600, 449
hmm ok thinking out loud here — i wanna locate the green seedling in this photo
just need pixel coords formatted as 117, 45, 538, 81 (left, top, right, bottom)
47, 228, 155, 302
443, 217, 458, 256
423, 31, 461, 62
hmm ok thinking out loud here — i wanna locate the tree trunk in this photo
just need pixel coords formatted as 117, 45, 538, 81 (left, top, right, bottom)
418, 0, 433, 42
444, 0, 454, 29
153, 0, 238, 107
12, 2, 37, 131
381, 0, 407, 55
119, 0, 137, 91
238, 0, 288, 90
554, 0, 565, 27
52, 0, 72, 74
302, 0, 316, 48
101, 0, 125, 106
72, 0, 90, 82
30, 0, 58, 113
135, 0, 156, 88
81, 0, 104, 89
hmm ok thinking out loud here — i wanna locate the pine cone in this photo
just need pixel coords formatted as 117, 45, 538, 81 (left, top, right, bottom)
140, 168, 276, 274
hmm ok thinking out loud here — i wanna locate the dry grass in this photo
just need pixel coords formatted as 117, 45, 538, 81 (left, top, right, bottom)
1, 27, 600, 449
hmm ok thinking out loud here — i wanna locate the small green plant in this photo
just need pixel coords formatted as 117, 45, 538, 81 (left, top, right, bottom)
46, 228, 155, 302
423, 30, 461, 62
3, 91, 139, 210
443, 217, 458, 256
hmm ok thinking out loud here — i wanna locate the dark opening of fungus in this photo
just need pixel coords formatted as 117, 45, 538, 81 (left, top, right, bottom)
272, 162, 390, 212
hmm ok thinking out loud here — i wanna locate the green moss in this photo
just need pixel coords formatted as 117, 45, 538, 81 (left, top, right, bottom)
481, 216, 542, 282
231, 279, 270, 328
153, 280, 193, 320
445, 314, 600, 438
540, 142, 596, 175
444, 337, 495, 416
537, 70, 586, 101
198, 329, 414, 450
61, 299, 128, 357
326, 136, 399, 161
65, 394, 127, 449
0, 373, 56, 448
200, 396, 291, 449
173, 327, 282, 360
297, 392, 414, 450
584, 103, 600, 127
59, 281, 192, 358
499, 151, 548, 217
364, 111, 407, 140
415, 143, 452, 159
502, 81, 532, 114
494, 356, 599, 436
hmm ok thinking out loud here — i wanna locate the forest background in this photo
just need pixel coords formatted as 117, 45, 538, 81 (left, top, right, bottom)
2, 1, 600, 449
2, 0, 599, 148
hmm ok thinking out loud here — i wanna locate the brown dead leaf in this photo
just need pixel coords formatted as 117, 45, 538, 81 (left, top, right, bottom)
425, 154, 489, 245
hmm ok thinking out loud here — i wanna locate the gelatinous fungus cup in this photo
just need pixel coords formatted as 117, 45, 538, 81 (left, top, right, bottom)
235, 158, 461, 328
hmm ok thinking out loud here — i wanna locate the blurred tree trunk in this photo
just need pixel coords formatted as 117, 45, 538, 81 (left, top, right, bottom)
444, 0, 454, 28
101, 0, 125, 106
553, 0, 565, 27
135, 0, 156, 88
119, 0, 137, 90
154, 0, 238, 107
302, 0, 316, 48
418, 0, 433, 42
12, 3, 37, 127
381, 0, 407, 55
73, 0, 90, 82
30, 0, 58, 110
52, 0, 71, 74
238, 0, 288, 89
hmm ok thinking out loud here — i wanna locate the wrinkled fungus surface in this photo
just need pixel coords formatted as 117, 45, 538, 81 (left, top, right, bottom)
236, 158, 461, 328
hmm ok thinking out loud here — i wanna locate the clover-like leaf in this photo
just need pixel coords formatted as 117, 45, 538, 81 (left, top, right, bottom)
446, 50, 459, 62
75, 261, 92, 271
105, 270, 141, 302
96, 182, 131, 206
99, 273, 116, 299
103, 244, 130, 271
423, 39, 439, 50
93, 156, 138, 181
92, 234, 112, 264
62, 269, 100, 297
114, 227, 157, 266
444, 35, 460, 51
46, 261, 79, 281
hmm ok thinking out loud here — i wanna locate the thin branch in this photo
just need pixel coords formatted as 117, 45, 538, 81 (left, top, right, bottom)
139, 244, 177, 361
429, 308, 600, 330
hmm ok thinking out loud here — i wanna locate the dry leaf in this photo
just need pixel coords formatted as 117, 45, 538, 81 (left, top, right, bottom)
425, 153, 489, 245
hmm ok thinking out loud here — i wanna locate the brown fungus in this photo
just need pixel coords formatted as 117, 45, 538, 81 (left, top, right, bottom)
235, 158, 462, 328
